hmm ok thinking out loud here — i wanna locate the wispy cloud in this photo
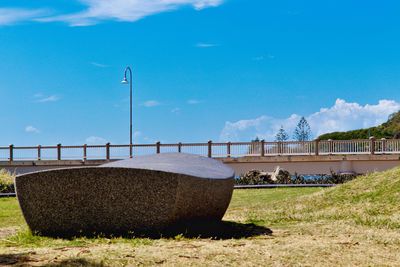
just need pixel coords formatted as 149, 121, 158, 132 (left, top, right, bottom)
86, 136, 106, 144
142, 100, 160, 107
91, 62, 108, 68
36, 95, 60, 103
0, 8, 49, 25
252, 54, 274, 61
195, 43, 218, 47
188, 99, 201, 104
252, 56, 264, 61
171, 107, 180, 113
38, 0, 224, 26
128, 131, 156, 144
25, 126, 40, 133
220, 99, 400, 142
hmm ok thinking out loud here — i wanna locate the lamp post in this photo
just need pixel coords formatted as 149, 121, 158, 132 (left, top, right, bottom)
121, 66, 133, 158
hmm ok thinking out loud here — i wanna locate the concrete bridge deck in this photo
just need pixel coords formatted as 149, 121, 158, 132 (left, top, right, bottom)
2, 153, 400, 175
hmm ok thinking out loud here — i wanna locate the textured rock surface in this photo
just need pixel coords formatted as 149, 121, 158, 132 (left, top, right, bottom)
15, 153, 234, 236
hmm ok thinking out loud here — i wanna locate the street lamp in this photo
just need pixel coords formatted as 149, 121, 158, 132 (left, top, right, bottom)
121, 66, 133, 158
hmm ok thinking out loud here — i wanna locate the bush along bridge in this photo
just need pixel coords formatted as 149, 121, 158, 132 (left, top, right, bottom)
1, 137, 400, 175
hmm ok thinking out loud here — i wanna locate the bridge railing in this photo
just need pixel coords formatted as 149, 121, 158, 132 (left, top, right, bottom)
1, 138, 400, 162
318, 139, 371, 154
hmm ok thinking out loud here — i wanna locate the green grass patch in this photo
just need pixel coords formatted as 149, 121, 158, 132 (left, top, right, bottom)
235, 167, 400, 229
0, 187, 319, 248
0, 198, 24, 228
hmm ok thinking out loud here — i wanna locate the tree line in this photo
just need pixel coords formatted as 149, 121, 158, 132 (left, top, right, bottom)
252, 116, 312, 142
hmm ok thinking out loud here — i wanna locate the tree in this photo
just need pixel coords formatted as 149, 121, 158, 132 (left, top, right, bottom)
248, 136, 261, 154
293, 117, 312, 141
275, 126, 289, 141
388, 112, 397, 121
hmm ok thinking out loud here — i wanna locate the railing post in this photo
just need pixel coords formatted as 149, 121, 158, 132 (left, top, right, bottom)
106, 142, 110, 160
277, 141, 281, 155
178, 142, 182, 153
314, 138, 319, 156
370, 136, 375, 155
381, 138, 386, 153
37, 145, 41, 161
208, 140, 212, 158
227, 142, 231, 157
156, 141, 160, 154
57, 143, 61, 160
83, 144, 87, 162
9, 144, 13, 162
328, 139, 333, 154
260, 139, 265, 156
129, 144, 133, 158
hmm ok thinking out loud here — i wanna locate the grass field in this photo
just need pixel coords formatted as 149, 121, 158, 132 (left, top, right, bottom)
0, 169, 14, 194
1, 167, 400, 266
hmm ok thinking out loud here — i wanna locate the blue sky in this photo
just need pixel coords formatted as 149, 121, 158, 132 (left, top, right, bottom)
1, 0, 400, 146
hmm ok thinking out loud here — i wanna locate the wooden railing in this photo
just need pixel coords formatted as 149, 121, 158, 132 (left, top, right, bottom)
0, 137, 398, 162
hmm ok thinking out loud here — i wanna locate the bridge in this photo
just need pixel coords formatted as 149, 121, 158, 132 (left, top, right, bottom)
1, 138, 400, 175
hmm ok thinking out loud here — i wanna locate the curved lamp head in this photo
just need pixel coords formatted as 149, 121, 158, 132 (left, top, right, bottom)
121, 77, 129, 84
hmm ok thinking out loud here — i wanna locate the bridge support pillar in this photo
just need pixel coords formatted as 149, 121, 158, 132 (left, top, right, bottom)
260, 140, 265, 156
370, 136, 375, 155
339, 159, 354, 174
314, 138, 319, 156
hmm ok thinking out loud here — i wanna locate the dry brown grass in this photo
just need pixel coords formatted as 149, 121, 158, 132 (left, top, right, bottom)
2, 222, 400, 266
0, 169, 14, 194
0, 169, 13, 184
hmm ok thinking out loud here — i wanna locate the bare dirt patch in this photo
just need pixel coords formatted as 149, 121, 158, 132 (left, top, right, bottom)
0, 227, 19, 238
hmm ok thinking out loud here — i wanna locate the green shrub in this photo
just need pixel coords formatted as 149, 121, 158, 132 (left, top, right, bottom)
318, 109, 400, 140
235, 170, 275, 185
0, 169, 15, 193
291, 172, 357, 184
235, 169, 357, 185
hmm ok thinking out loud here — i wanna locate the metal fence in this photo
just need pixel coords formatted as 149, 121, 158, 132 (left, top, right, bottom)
0, 138, 398, 162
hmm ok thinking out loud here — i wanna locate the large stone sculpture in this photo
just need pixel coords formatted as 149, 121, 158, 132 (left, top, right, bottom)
15, 153, 235, 236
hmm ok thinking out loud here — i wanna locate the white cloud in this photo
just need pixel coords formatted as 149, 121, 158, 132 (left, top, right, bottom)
142, 100, 160, 107
25, 126, 40, 133
171, 107, 180, 113
133, 131, 142, 139
129, 131, 157, 144
252, 54, 274, 61
91, 62, 108, 68
86, 136, 106, 144
219, 99, 400, 142
0, 8, 49, 25
37, 95, 60, 102
195, 43, 218, 47
188, 99, 201, 104
252, 56, 264, 61
39, 0, 224, 26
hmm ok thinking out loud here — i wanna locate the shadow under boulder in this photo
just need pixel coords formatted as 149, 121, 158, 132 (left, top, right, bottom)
162, 220, 273, 239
